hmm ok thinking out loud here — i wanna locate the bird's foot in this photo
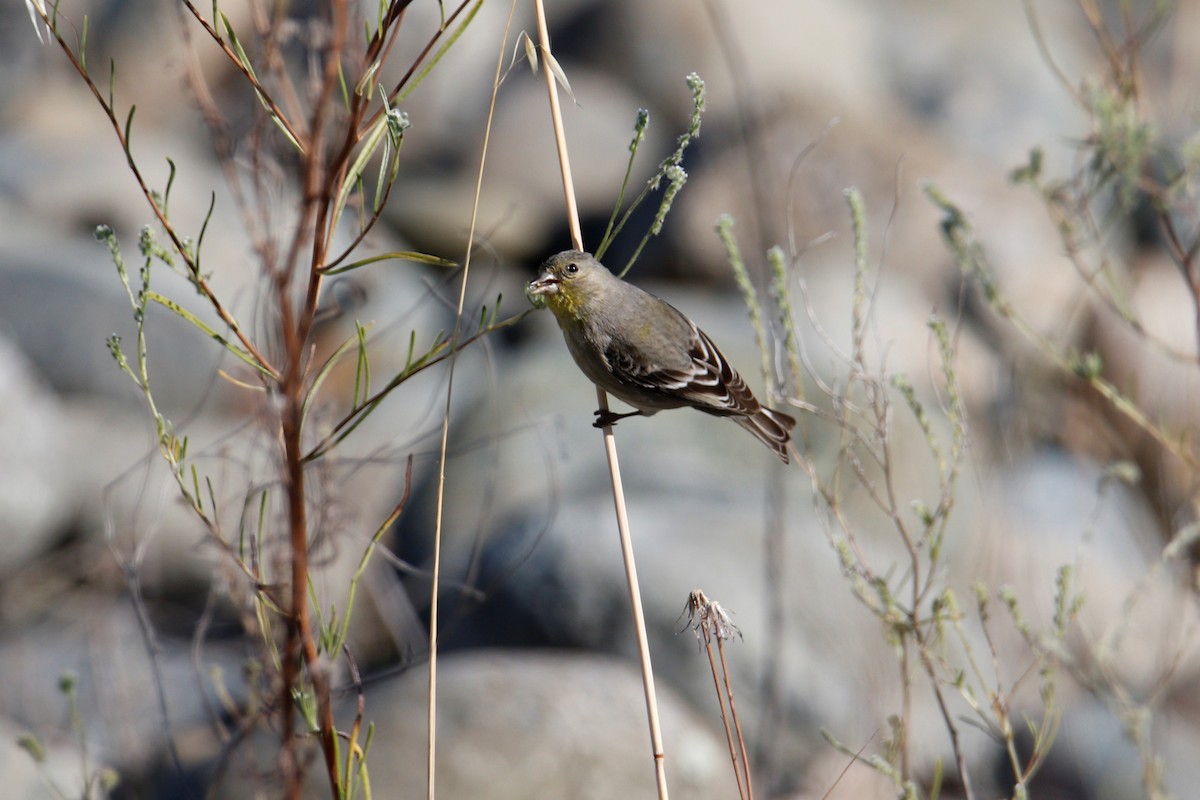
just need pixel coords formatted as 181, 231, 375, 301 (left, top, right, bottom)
593, 409, 642, 429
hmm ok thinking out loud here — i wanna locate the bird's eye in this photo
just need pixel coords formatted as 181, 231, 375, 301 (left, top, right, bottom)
564, 262, 579, 275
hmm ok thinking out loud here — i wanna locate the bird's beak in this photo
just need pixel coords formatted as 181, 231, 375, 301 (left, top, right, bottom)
527, 272, 560, 297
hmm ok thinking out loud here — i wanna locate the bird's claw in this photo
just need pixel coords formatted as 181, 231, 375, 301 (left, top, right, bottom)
593, 410, 619, 428
592, 409, 633, 429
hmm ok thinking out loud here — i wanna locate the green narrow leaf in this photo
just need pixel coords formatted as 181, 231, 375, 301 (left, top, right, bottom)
254, 489, 270, 562
338, 61, 351, 110
321, 250, 457, 275
80, 14, 89, 72
191, 464, 202, 510
124, 104, 136, 149
354, 321, 371, 407
162, 158, 177, 218
375, 117, 408, 214
356, 58, 382, 97
221, 12, 256, 79
490, 294, 502, 327
405, 329, 416, 370
206, 475, 218, 519
427, 330, 448, 360
374, 127, 393, 214
194, 191, 216, 274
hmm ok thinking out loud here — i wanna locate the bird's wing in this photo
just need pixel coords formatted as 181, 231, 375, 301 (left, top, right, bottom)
679, 326, 762, 416
606, 321, 761, 417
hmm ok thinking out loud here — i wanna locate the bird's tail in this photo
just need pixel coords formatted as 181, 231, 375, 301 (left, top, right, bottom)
736, 407, 797, 464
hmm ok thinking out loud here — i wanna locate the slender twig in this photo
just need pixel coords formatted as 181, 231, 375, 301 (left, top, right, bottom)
532, 1, 669, 796
426, 3, 519, 797
702, 634, 744, 799
717, 637, 753, 799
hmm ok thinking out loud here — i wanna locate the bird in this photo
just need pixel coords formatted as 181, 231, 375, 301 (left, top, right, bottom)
527, 250, 796, 463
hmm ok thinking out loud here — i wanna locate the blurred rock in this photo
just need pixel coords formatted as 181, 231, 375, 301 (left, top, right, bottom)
0, 591, 246, 778
0, 335, 72, 576
873, 1, 1091, 165
209, 649, 730, 798
624, 1, 883, 122
342, 650, 734, 799
0, 237, 230, 407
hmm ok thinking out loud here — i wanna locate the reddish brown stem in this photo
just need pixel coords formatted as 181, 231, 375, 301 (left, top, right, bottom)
278, 1, 355, 792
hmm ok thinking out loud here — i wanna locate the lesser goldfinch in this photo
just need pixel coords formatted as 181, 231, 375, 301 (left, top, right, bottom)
527, 250, 796, 463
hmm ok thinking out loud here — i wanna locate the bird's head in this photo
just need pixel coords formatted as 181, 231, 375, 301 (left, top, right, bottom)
526, 250, 609, 321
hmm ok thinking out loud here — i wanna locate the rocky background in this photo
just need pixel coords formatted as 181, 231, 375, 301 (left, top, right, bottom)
2, 1, 1200, 798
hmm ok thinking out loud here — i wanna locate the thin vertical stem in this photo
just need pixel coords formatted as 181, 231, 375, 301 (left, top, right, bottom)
604, 436, 670, 798
277, 1, 352, 794
532, 1, 668, 796
718, 637, 753, 799
703, 631, 746, 800
532, 8, 581, 250
426, 3, 519, 798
